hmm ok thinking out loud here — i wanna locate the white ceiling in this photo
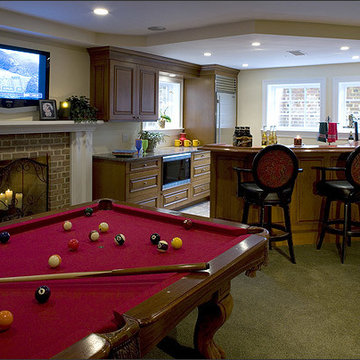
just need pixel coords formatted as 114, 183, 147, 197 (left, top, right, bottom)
1, 1, 360, 69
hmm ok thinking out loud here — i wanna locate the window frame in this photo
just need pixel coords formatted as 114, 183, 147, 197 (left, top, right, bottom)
142, 74, 184, 132
262, 78, 326, 137
333, 76, 360, 131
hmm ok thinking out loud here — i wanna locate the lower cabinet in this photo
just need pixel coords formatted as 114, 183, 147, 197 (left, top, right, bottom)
92, 150, 210, 209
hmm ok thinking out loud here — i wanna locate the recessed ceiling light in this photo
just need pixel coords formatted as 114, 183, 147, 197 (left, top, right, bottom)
352, 55, 359, 60
204, 52, 212, 57
169, 74, 176, 77
93, 8, 108, 16
340, 46, 350, 51
242, 64, 249, 67
251, 42, 261, 47
148, 26, 166, 31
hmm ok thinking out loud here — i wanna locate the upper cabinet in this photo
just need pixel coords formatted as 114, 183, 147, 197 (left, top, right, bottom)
87, 46, 201, 122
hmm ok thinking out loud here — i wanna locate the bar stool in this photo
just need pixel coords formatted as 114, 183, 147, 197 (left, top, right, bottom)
314, 146, 360, 263
234, 144, 302, 264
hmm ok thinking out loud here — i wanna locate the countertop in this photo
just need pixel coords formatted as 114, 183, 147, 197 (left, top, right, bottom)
93, 146, 202, 162
199, 143, 360, 154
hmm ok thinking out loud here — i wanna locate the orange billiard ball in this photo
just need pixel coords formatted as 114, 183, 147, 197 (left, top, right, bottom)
0, 310, 13, 332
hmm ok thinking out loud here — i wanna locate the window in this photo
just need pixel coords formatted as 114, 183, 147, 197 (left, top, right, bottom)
143, 74, 183, 130
263, 79, 325, 132
335, 79, 360, 129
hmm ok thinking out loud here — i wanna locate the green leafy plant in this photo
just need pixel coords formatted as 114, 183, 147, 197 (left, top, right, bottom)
66, 95, 97, 123
138, 130, 167, 151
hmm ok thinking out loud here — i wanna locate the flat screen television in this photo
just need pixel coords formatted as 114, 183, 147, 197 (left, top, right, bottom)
0, 44, 50, 108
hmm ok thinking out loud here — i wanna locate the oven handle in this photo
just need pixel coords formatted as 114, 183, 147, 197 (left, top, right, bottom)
163, 153, 191, 162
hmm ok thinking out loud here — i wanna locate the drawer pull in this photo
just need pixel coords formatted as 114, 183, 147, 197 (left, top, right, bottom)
143, 181, 147, 185
144, 163, 147, 167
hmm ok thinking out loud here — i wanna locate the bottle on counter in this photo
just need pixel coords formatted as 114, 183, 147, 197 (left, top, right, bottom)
261, 127, 268, 147
348, 130, 354, 145
273, 126, 278, 144
233, 127, 240, 146
244, 126, 252, 147
268, 126, 273, 145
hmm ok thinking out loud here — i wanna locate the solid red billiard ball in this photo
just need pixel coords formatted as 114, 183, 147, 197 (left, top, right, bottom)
68, 238, 79, 251
0, 310, 13, 332
183, 219, 193, 230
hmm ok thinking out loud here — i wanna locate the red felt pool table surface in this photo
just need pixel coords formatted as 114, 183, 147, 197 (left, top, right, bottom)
0, 199, 268, 359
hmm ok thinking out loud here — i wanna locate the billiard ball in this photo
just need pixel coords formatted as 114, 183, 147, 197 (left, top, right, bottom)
157, 240, 169, 252
150, 233, 161, 245
89, 230, 100, 241
68, 238, 79, 251
99, 222, 109, 232
63, 221, 72, 231
0, 310, 13, 332
48, 254, 62, 268
84, 207, 93, 217
171, 237, 182, 249
114, 233, 125, 246
0, 231, 10, 244
35, 285, 51, 304
183, 219, 193, 230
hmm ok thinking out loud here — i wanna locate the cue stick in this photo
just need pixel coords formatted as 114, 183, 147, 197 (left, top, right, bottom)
0, 262, 210, 283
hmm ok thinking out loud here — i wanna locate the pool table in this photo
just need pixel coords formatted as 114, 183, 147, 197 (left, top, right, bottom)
0, 199, 268, 359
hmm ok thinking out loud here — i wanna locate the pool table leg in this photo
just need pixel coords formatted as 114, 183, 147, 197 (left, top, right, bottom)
194, 282, 234, 359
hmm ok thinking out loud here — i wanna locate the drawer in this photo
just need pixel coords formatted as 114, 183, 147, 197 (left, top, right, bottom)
128, 169, 160, 195
192, 182, 210, 196
193, 151, 210, 162
162, 186, 190, 208
130, 195, 160, 208
193, 164, 210, 177
129, 159, 160, 173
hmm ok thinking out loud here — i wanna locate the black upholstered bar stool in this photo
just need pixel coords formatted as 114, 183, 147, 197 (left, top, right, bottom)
234, 144, 302, 264
314, 146, 360, 263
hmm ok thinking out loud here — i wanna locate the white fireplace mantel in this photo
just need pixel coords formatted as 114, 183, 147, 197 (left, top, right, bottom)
0, 120, 104, 206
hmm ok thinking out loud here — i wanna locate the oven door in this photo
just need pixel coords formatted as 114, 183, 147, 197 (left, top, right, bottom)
162, 153, 191, 190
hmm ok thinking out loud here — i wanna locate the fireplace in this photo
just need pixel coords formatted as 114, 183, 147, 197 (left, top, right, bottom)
0, 156, 49, 222
0, 120, 101, 211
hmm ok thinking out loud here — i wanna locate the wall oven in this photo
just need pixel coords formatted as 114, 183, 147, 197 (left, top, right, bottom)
162, 153, 191, 190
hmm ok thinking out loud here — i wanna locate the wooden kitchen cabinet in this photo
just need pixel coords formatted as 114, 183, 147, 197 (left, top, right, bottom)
88, 48, 158, 122
92, 158, 161, 205
191, 151, 210, 201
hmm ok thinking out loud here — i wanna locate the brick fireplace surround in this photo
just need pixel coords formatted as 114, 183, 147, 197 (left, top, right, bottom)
0, 121, 102, 211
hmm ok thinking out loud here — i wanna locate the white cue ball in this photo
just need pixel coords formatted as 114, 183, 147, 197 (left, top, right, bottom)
48, 254, 62, 268
63, 221, 72, 231
99, 222, 109, 232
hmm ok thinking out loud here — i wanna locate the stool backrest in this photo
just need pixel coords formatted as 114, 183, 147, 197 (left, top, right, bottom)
252, 144, 299, 192
346, 145, 360, 188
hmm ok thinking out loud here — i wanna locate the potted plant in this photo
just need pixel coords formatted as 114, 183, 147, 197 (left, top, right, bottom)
158, 108, 171, 129
66, 95, 97, 123
138, 131, 166, 152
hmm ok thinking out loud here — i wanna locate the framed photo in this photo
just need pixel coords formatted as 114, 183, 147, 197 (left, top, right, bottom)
39, 99, 57, 120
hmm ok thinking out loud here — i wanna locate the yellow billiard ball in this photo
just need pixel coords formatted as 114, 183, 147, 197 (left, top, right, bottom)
99, 222, 109, 232
63, 221, 72, 231
171, 237, 183, 249
48, 254, 62, 268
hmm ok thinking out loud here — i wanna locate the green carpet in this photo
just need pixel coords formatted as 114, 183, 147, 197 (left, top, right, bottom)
144, 242, 360, 359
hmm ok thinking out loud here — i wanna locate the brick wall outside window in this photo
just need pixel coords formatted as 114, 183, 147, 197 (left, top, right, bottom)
0, 133, 71, 210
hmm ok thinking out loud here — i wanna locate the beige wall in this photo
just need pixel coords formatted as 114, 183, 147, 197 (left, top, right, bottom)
0, 31, 142, 153
237, 62, 360, 146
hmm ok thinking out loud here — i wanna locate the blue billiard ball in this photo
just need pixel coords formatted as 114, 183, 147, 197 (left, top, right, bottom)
0, 231, 10, 244
35, 285, 51, 304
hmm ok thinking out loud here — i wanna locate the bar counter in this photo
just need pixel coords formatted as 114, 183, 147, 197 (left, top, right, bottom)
199, 143, 359, 245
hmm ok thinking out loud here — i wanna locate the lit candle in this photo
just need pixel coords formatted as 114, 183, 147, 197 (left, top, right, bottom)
15, 193, 23, 209
0, 193, 5, 210
294, 135, 302, 146
5, 189, 13, 205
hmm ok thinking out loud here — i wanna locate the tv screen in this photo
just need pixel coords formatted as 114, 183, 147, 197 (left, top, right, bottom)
0, 44, 49, 108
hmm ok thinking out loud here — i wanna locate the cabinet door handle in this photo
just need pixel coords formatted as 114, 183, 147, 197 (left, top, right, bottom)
144, 163, 147, 167
143, 181, 148, 185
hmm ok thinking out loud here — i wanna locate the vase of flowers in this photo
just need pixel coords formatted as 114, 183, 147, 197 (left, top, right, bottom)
158, 109, 171, 129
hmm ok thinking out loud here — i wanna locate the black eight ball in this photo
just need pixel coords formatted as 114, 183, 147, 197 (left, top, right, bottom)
150, 233, 161, 245
0, 231, 10, 244
35, 285, 51, 303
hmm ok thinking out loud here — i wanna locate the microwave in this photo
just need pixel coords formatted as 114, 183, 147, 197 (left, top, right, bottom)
162, 153, 191, 190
